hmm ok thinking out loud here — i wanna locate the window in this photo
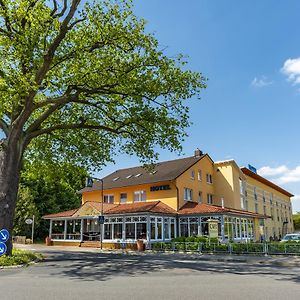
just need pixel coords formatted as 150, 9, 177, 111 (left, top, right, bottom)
207, 193, 213, 204
134, 190, 146, 202
113, 224, 122, 239
270, 193, 273, 205
104, 224, 112, 239
120, 193, 127, 204
125, 223, 135, 239
255, 203, 258, 213
198, 191, 202, 203
104, 194, 114, 204
136, 223, 147, 239
254, 187, 257, 201
262, 191, 266, 203
206, 173, 213, 184
263, 206, 266, 215
184, 188, 193, 201
191, 170, 195, 180
197, 170, 202, 181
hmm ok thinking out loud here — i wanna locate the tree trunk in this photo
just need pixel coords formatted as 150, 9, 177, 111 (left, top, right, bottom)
0, 136, 23, 256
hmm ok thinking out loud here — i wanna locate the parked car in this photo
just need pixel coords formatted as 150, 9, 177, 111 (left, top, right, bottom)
280, 233, 300, 242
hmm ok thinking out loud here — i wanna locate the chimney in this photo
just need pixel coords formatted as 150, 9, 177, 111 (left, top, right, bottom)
194, 148, 203, 157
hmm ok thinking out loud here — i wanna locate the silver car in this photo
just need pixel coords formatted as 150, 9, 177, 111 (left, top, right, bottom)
280, 233, 300, 242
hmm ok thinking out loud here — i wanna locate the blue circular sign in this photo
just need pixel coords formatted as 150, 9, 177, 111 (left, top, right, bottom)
0, 229, 9, 243
0, 242, 7, 257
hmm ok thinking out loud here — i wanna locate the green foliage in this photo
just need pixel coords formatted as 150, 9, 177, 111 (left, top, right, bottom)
13, 160, 87, 239
0, 249, 42, 266
293, 213, 300, 231
0, 0, 206, 171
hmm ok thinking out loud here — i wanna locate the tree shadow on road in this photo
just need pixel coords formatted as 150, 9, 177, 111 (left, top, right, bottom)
42, 250, 300, 284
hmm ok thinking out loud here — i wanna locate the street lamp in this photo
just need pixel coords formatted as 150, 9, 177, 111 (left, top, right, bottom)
86, 177, 104, 249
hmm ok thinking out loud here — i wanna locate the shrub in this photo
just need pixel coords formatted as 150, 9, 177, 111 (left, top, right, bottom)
0, 249, 42, 267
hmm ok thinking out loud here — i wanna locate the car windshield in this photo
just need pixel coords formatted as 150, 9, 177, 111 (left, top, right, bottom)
283, 235, 300, 240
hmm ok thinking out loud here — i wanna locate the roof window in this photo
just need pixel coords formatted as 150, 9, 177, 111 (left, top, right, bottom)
113, 177, 120, 181
135, 173, 142, 177
126, 175, 132, 179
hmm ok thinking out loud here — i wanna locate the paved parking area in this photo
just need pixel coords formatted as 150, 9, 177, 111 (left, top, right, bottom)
0, 244, 300, 300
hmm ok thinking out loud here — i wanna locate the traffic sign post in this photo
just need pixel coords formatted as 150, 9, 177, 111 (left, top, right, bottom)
0, 242, 7, 257
0, 229, 9, 243
98, 215, 105, 224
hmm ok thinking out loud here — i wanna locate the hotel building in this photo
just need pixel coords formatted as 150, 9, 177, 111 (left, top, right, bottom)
43, 149, 294, 248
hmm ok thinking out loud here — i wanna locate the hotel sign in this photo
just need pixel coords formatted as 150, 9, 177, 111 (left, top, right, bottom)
150, 185, 171, 192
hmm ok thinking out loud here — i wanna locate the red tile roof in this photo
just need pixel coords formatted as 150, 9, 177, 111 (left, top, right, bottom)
43, 209, 79, 219
106, 201, 177, 215
178, 202, 266, 218
43, 201, 265, 219
241, 167, 294, 197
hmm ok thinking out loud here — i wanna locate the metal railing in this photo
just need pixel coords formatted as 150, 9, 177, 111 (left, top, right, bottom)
151, 242, 300, 255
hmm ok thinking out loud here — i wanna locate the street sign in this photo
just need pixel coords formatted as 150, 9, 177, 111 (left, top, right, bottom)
0, 229, 9, 243
98, 215, 105, 224
0, 242, 7, 257
25, 218, 33, 225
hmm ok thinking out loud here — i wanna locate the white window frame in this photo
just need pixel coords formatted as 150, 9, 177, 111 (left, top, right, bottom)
207, 193, 213, 204
104, 194, 114, 204
134, 190, 146, 202
120, 193, 127, 204
206, 173, 213, 184
197, 170, 202, 181
184, 188, 193, 201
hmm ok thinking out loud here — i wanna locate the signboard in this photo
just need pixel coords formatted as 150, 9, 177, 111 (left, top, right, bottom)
0, 229, 9, 243
98, 215, 105, 224
0, 242, 7, 257
85, 177, 94, 188
248, 164, 257, 174
150, 184, 171, 192
208, 219, 218, 238
25, 218, 33, 225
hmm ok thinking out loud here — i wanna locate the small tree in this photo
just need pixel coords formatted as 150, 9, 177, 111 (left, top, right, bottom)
0, 0, 206, 255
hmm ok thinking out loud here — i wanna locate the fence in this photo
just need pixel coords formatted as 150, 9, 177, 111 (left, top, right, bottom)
151, 242, 300, 255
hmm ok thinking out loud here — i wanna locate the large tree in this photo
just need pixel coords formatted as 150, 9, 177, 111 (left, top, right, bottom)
0, 0, 206, 255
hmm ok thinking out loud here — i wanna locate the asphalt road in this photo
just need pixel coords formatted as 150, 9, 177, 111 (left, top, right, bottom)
1, 245, 300, 300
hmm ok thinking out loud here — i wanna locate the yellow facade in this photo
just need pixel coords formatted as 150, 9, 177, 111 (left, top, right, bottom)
77, 154, 293, 242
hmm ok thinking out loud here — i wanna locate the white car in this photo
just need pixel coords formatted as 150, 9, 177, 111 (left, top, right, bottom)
280, 233, 300, 242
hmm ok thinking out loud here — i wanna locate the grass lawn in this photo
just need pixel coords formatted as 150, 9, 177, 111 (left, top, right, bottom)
0, 249, 43, 267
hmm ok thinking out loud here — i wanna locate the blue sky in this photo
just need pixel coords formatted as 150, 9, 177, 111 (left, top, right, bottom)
96, 0, 300, 213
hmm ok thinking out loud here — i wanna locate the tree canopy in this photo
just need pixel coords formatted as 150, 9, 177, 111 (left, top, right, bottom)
0, 0, 206, 170
14, 161, 87, 239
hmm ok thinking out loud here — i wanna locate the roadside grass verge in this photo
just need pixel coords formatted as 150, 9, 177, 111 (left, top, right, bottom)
0, 249, 43, 267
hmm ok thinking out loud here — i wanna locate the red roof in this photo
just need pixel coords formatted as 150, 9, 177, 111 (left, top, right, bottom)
241, 167, 294, 197
178, 202, 266, 218
43, 209, 79, 219
106, 201, 177, 215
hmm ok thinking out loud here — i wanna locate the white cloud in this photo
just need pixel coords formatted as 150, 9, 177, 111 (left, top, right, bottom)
251, 76, 273, 88
258, 165, 300, 185
281, 57, 300, 85
258, 165, 288, 177
293, 195, 300, 201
